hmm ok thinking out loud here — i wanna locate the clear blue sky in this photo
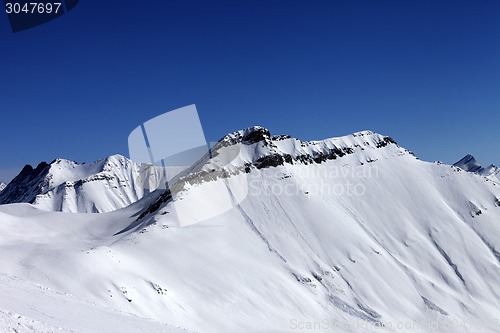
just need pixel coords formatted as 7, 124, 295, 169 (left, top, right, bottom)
0, 0, 499, 182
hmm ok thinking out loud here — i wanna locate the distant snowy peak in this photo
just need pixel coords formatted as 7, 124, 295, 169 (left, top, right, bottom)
0, 162, 51, 204
0, 182, 6, 192
454, 154, 483, 173
0, 154, 162, 213
454, 154, 499, 181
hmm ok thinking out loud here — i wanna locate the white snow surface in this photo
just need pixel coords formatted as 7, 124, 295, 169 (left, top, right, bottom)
0, 128, 500, 332
0, 274, 194, 333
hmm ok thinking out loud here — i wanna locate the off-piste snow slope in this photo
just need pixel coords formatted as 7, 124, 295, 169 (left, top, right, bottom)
0, 126, 499, 333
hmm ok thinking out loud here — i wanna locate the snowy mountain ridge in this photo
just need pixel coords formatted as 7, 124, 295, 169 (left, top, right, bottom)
0, 127, 404, 215
0, 155, 167, 213
454, 154, 499, 183
136, 126, 408, 220
225, 127, 400, 163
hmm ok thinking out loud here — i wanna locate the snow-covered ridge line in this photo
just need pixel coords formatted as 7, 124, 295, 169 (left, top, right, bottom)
454, 154, 500, 183
0, 154, 153, 213
0, 126, 405, 215
136, 126, 406, 220
214, 126, 402, 173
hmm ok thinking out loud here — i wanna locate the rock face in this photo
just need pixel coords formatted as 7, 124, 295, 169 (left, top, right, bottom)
0, 162, 50, 203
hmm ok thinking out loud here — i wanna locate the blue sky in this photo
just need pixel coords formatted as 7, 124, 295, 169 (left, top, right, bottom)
0, 0, 499, 182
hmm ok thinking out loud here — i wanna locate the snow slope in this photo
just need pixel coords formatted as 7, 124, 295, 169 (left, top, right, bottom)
0, 273, 195, 333
0, 155, 175, 213
0, 127, 499, 333
0, 182, 5, 192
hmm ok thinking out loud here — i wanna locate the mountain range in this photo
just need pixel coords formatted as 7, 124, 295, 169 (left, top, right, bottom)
0, 126, 499, 333
0, 155, 178, 213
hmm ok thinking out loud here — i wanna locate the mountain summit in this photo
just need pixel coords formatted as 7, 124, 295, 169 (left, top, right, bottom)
0, 155, 164, 213
454, 154, 499, 182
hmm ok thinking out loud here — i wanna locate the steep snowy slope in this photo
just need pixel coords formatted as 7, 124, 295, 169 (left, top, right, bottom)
455, 154, 500, 183
0, 155, 170, 213
0, 182, 5, 192
1, 127, 500, 333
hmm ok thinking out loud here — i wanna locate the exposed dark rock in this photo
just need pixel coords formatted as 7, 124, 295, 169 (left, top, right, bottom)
0, 162, 50, 204
137, 189, 173, 220
271, 135, 291, 141
255, 154, 285, 169
241, 127, 271, 144
376, 136, 397, 148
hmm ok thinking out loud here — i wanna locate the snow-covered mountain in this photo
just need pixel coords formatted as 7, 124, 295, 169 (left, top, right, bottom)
0, 155, 170, 213
0, 182, 6, 192
1, 126, 500, 333
454, 154, 500, 183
